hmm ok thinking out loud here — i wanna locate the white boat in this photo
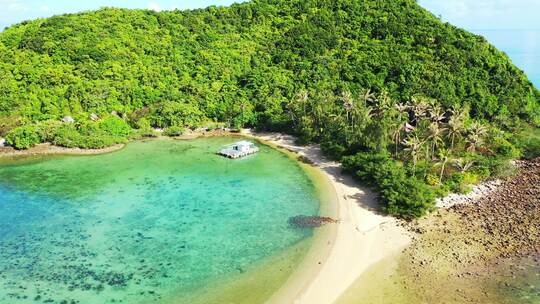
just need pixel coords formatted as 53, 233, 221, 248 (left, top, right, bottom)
218, 141, 259, 159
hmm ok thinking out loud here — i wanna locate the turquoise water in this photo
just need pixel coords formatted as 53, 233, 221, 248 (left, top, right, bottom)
472, 29, 540, 88
497, 257, 540, 304
0, 138, 320, 303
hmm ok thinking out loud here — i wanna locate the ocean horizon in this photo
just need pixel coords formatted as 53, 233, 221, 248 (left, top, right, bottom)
472, 29, 540, 88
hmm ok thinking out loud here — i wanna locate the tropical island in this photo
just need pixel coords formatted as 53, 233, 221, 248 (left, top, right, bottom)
0, 0, 539, 303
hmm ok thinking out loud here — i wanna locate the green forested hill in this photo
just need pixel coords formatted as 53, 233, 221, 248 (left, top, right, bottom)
0, 0, 538, 126
1, 0, 539, 218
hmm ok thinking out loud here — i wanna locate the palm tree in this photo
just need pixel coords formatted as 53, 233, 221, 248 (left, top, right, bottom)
391, 103, 410, 156
392, 122, 405, 157
426, 121, 447, 160
453, 158, 474, 173
360, 88, 376, 105
394, 102, 410, 122
429, 104, 446, 124
312, 96, 327, 133
239, 100, 247, 128
447, 107, 466, 150
466, 122, 488, 153
353, 102, 373, 130
402, 135, 424, 176
341, 91, 354, 125
408, 97, 429, 123
373, 90, 393, 118
436, 148, 451, 184
287, 90, 309, 125
296, 90, 309, 117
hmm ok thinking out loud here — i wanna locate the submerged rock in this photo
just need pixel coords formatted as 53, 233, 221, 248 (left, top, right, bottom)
288, 215, 338, 228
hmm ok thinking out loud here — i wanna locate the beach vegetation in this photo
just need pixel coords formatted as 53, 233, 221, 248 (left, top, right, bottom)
164, 126, 185, 137
5, 124, 42, 149
514, 126, 540, 159
342, 151, 435, 219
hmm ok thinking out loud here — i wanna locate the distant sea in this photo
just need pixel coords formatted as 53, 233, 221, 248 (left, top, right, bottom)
472, 29, 540, 88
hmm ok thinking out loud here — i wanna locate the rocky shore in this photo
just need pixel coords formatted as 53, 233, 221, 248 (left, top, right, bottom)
401, 157, 540, 303
0, 143, 126, 159
435, 179, 502, 208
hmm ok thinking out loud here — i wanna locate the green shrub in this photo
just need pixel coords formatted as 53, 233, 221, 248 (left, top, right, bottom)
523, 139, 540, 159
0, 115, 22, 136
130, 128, 158, 139
35, 120, 62, 142
295, 116, 317, 145
514, 127, 540, 159
425, 174, 439, 186
149, 101, 204, 128
52, 124, 83, 148
492, 136, 520, 159
97, 116, 131, 137
445, 172, 477, 194
134, 117, 152, 130
321, 141, 346, 160
163, 126, 185, 137
343, 152, 436, 219
4, 120, 64, 149
410, 161, 433, 181
445, 173, 463, 193
77, 135, 127, 149
382, 177, 436, 219
52, 123, 127, 149
5, 125, 41, 149
462, 172, 480, 184
474, 155, 516, 179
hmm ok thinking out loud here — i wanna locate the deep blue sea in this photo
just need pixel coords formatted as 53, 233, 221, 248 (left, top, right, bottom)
472, 29, 540, 88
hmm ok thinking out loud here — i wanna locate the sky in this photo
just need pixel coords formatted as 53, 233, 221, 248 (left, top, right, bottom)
0, 0, 244, 29
1, 0, 539, 30
418, 0, 540, 30
0, 0, 540, 30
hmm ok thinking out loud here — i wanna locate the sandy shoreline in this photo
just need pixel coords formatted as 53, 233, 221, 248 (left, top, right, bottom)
246, 131, 411, 304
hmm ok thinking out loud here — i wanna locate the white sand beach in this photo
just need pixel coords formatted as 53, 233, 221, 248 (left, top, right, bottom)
248, 131, 411, 304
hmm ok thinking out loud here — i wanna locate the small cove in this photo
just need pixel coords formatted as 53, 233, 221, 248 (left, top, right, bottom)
0, 137, 324, 303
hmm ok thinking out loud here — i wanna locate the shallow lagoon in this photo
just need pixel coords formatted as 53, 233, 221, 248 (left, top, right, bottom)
0, 137, 321, 303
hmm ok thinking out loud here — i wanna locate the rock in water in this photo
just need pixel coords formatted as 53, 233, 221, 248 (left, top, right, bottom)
288, 215, 338, 228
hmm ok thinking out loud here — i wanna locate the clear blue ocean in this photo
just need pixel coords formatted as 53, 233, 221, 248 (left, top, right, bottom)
472, 29, 540, 88
0, 138, 320, 303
